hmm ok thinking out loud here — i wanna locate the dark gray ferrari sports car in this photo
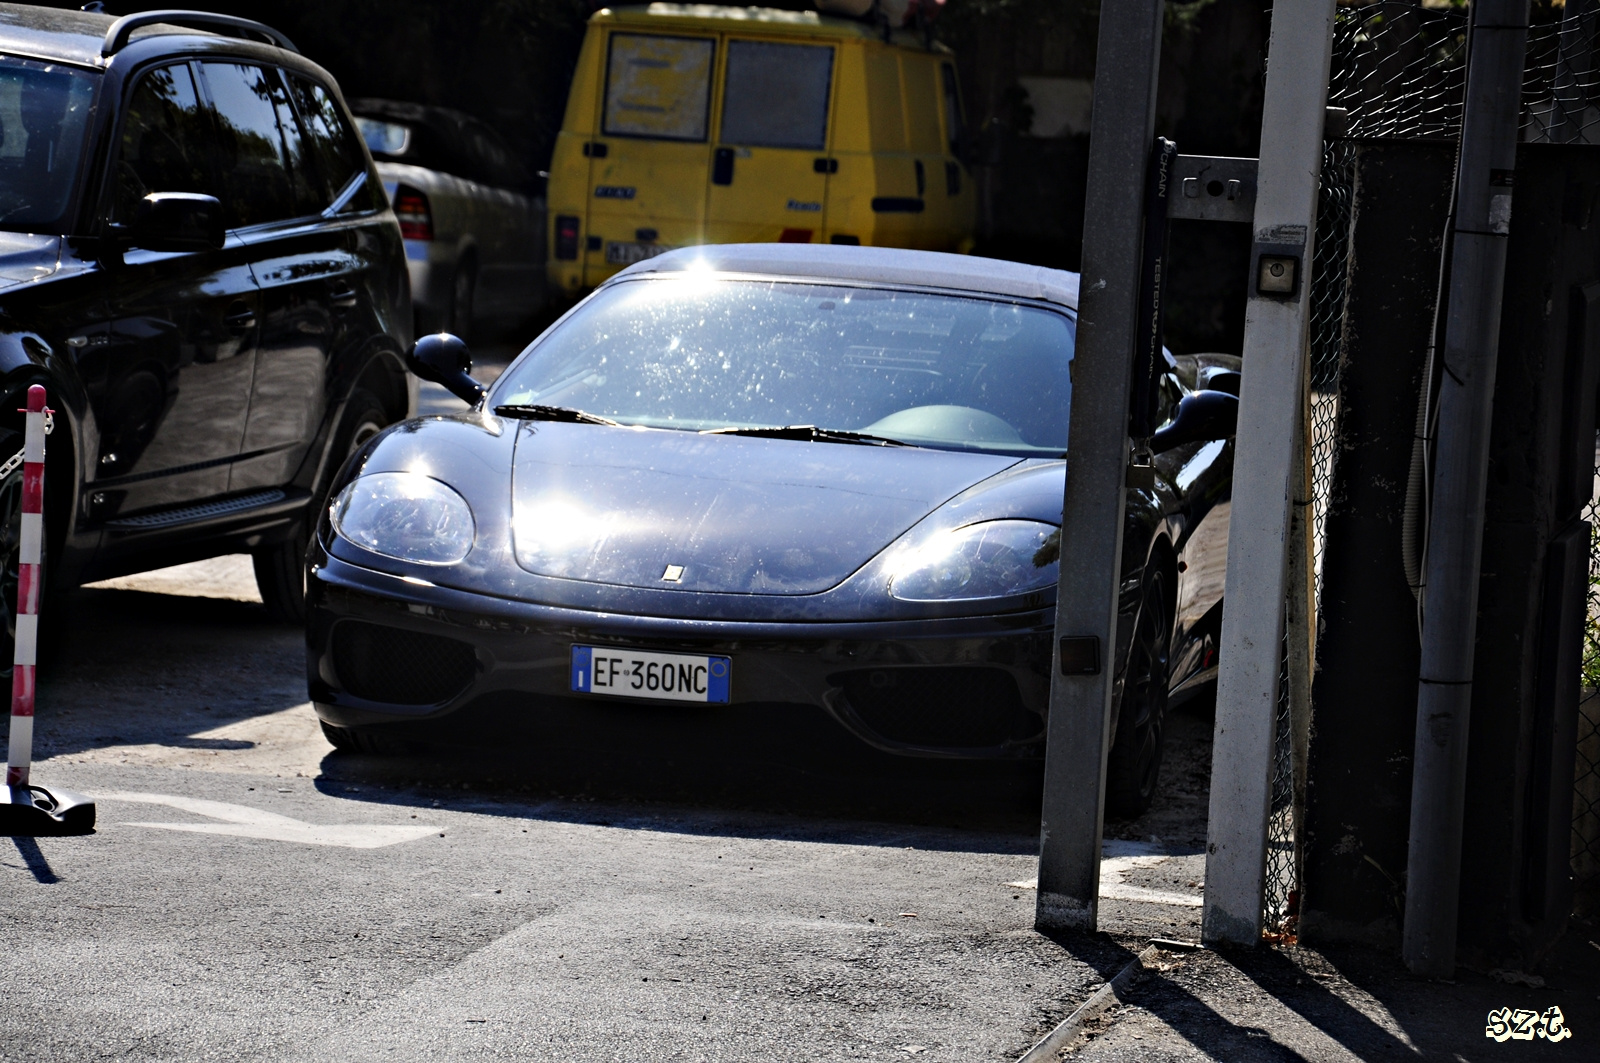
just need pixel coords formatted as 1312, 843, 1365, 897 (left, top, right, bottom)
305, 245, 1236, 814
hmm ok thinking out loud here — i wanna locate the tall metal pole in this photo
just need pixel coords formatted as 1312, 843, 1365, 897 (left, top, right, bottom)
1202, 0, 1336, 947
1403, 0, 1530, 979
1034, 0, 1165, 934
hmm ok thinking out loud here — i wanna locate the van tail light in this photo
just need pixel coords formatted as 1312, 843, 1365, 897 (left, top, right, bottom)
394, 186, 433, 240
555, 214, 581, 260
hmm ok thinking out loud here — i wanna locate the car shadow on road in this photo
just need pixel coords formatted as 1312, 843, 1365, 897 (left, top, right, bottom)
306, 688, 1216, 856
310, 716, 1049, 854
20, 583, 310, 767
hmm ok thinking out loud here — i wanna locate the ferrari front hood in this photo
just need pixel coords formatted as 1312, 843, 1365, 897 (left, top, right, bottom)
510, 422, 1017, 594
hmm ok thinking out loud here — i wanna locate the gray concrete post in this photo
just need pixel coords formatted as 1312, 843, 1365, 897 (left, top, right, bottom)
1202, 0, 1337, 947
1034, 0, 1165, 934
1403, 0, 1531, 979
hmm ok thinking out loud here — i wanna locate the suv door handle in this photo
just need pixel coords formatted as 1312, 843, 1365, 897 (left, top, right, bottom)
225, 303, 256, 330
330, 286, 359, 309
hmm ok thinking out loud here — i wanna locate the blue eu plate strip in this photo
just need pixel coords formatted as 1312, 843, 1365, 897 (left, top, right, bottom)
571, 644, 593, 693
706, 656, 730, 703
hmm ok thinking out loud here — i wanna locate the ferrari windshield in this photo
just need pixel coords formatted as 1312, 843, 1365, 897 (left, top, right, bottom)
0, 57, 96, 232
495, 276, 1075, 455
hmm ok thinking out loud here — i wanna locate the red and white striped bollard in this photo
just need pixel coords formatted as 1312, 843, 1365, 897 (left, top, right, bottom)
5, 384, 46, 788
6, 385, 47, 786
1, 384, 94, 833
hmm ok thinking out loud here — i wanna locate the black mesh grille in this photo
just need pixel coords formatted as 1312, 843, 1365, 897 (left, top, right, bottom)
831, 667, 1041, 749
331, 620, 477, 706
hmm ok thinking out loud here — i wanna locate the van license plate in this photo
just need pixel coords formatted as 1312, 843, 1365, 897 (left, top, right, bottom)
605, 241, 667, 266
570, 645, 730, 703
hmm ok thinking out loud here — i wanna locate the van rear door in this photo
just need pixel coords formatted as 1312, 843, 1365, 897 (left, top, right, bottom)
704, 38, 835, 245
585, 31, 716, 284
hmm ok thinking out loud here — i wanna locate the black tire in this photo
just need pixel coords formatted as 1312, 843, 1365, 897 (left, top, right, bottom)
447, 257, 476, 344
254, 388, 390, 623
1106, 563, 1172, 819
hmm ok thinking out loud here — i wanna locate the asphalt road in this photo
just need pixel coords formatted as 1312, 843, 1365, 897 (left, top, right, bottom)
0, 545, 1216, 1062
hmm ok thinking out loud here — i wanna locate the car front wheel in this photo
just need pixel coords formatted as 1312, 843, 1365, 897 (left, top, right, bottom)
1105, 562, 1171, 818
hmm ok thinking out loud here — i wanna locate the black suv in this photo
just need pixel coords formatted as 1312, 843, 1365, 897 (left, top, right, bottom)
0, 6, 412, 642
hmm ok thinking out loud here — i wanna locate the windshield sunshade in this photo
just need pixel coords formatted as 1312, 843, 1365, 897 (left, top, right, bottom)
0, 57, 95, 232
495, 278, 1076, 456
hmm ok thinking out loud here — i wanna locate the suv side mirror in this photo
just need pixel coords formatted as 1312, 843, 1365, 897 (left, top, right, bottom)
125, 192, 224, 252
1151, 390, 1238, 453
408, 333, 486, 405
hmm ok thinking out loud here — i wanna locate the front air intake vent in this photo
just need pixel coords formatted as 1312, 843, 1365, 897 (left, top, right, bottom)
831, 667, 1041, 749
331, 620, 477, 706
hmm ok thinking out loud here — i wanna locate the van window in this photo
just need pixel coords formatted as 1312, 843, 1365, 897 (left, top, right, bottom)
113, 64, 212, 223
201, 62, 314, 226
603, 33, 714, 142
719, 41, 832, 150
941, 64, 964, 156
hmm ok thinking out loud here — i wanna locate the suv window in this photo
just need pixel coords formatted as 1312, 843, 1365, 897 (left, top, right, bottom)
288, 75, 375, 210
200, 62, 318, 227
113, 63, 213, 223
719, 41, 832, 151
0, 57, 96, 232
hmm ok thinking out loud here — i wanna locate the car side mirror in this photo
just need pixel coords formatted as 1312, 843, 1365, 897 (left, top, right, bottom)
1195, 366, 1241, 396
408, 333, 486, 405
1151, 390, 1238, 453
124, 192, 224, 252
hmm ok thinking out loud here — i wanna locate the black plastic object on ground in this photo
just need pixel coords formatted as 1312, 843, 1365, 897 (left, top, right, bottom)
0, 784, 95, 835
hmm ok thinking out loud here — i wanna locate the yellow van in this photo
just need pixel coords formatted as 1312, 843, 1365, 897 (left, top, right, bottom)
547, 3, 977, 292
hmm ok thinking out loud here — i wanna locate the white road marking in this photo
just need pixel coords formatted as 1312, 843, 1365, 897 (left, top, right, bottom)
1006, 840, 1204, 907
99, 791, 441, 849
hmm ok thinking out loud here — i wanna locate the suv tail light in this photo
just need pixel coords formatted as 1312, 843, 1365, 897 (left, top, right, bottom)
394, 186, 432, 240
555, 214, 580, 260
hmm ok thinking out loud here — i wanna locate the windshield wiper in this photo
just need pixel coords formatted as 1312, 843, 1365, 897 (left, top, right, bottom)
493, 403, 621, 426
700, 424, 912, 447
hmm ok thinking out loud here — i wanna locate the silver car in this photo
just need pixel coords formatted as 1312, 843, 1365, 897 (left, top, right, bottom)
351, 99, 544, 340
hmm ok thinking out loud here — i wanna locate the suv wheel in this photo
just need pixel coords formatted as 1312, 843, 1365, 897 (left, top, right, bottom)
254, 389, 389, 623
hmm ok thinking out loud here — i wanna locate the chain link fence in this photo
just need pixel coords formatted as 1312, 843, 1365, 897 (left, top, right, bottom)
1577, 483, 1600, 916
1262, 135, 1359, 941
1260, 0, 1600, 936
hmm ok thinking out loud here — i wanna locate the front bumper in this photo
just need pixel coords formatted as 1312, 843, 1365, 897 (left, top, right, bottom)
307, 550, 1055, 759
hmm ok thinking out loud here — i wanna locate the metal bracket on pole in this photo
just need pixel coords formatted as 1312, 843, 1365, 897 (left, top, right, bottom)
1201, 0, 1337, 947
1034, 0, 1165, 935
1168, 155, 1259, 224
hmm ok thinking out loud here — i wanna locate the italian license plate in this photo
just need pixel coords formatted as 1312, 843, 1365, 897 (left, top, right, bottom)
605, 240, 668, 266
570, 645, 730, 703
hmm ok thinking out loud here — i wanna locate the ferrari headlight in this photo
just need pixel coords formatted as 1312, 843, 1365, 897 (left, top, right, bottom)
331, 472, 475, 565
889, 520, 1059, 601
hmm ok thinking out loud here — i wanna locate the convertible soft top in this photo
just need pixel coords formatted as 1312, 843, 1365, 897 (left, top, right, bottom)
613, 244, 1082, 312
